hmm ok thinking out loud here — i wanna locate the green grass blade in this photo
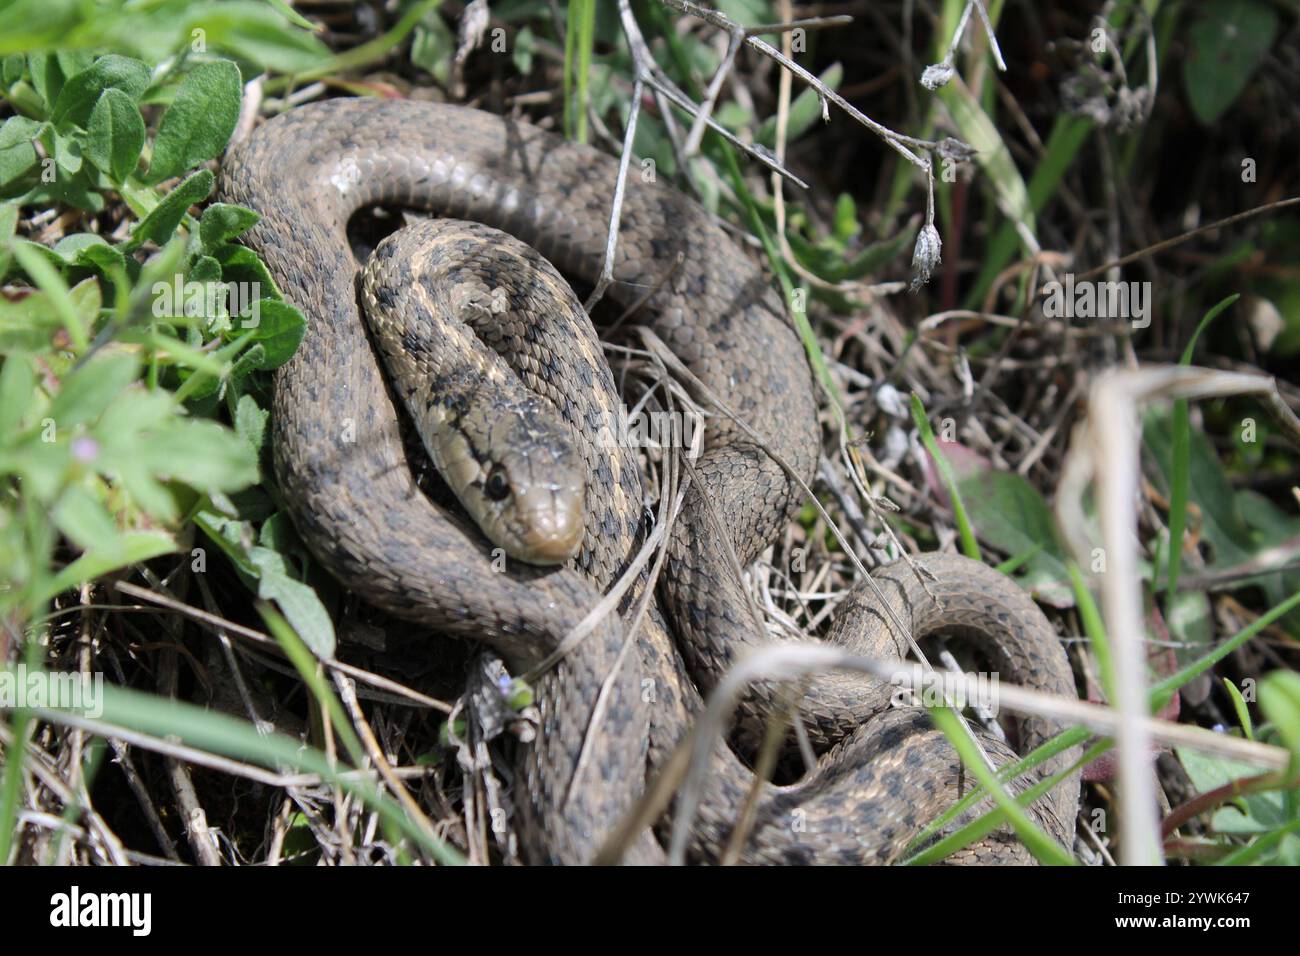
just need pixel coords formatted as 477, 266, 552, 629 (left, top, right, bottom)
1070, 561, 1115, 702
910, 394, 980, 559
910, 585, 1300, 856
22, 674, 464, 864
258, 601, 366, 768
0, 639, 44, 865
1165, 293, 1240, 599
9, 239, 89, 352
1223, 678, 1254, 741
905, 739, 1104, 866
964, 117, 1093, 309
1214, 817, 1300, 866
1154, 588, 1300, 706
995, 542, 1044, 576
926, 706, 1076, 864
564, 0, 596, 143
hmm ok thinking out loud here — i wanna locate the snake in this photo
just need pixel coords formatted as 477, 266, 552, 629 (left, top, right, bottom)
218, 97, 1081, 865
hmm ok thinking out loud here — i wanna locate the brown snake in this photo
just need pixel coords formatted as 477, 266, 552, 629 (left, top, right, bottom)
219, 98, 1081, 864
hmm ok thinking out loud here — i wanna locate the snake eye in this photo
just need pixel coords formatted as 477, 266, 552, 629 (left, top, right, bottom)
484, 466, 511, 502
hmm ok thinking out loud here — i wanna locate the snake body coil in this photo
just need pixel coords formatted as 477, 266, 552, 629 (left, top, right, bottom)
220, 99, 1080, 864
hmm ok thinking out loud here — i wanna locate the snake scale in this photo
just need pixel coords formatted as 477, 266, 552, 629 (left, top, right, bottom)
219, 98, 1080, 864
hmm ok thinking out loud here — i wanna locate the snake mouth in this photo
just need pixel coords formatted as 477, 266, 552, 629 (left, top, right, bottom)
511, 496, 585, 565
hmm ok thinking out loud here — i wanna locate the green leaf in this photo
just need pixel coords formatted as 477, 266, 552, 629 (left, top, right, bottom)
54, 52, 93, 85
1184, 0, 1279, 125
504, 678, 534, 711
146, 61, 242, 184
0, 202, 19, 276
258, 0, 318, 31
25, 52, 63, 109
126, 168, 213, 250
1216, 822, 1300, 866
411, 11, 455, 87
0, 354, 35, 436
212, 241, 279, 296
52, 232, 110, 265
189, 254, 222, 289
755, 63, 842, 146
512, 25, 535, 75
48, 123, 83, 176
251, 550, 336, 659
66, 275, 101, 328
953, 467, 1074, 606
198, 202, 260, 251
0, 115, 41, 187
0, 290, 63, 353
48, 352, 139, 429
8, 238, 89, 351
1153, 419, 1300, 626
1260, 670, 1300, 765
6, 236, 64, 273
245, 297, 305, 369
1166, 589, 1214, 674
181, 4, 329, 74
0, 2, 325, 69
1176, 747, 1287, 834
786, 225, 913, 285
86, 87, 145, 183
1223, 678, 1254, 741
195, 510, 336, 659
833, 193, 859, 244
52, 484, 122, 556
257, 511, 297, 551
7, 436, 68, 500
1069, 563, 1113, 700
110, 464, 177, 522
74, 239, 127, 278
2, 54, 24, 86
224, 342, 266, 394
93, 389, 173, 453
138, 420, 259, 491
11, 167, 106, 213
1234, 490, 1300, 600
49, 54, 150, 130
1156, 590, 1300, 706
34, 531, 176, 606
234, 392, 268, 454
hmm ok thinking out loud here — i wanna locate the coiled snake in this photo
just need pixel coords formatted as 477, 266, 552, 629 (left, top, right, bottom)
219, 98, 1080, 864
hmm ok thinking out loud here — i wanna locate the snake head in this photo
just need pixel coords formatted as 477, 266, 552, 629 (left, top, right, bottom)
450, 395, 586, 566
